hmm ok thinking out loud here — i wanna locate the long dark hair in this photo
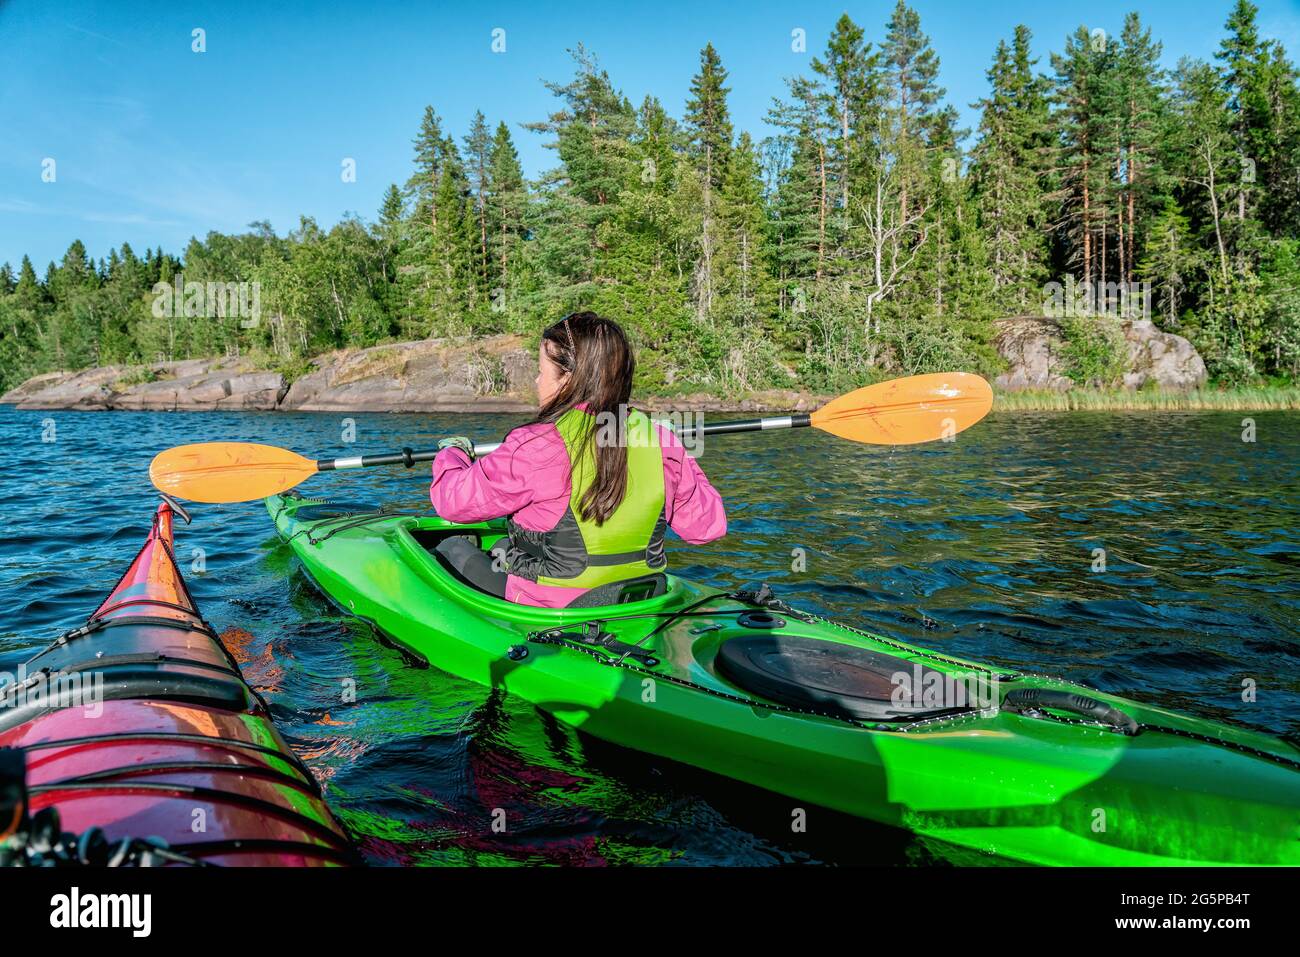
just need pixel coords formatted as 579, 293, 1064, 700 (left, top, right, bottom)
530, 311, 635, 526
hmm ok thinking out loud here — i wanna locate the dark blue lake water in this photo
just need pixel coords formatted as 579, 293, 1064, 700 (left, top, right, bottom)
1, 405, 1296, 864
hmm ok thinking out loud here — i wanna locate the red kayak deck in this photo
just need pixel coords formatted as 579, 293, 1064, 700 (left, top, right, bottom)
0, 501, 353, 866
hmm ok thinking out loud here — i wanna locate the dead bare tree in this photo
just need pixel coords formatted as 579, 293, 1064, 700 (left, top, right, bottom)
852, 166, 931, 351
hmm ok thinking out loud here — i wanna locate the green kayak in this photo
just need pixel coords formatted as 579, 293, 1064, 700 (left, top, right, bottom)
267, 492, 1300, 866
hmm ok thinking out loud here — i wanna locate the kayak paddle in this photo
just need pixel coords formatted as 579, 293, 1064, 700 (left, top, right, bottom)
149, 371, 993, 503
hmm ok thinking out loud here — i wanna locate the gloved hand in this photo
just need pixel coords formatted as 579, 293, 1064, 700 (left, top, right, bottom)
436, 435, 476, 462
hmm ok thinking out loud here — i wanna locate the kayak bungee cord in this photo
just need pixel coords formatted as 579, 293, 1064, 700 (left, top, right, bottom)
269, 495, 432, 546
530, 590, 1300, 767
17, 730, 321, 771
525, 619, 1300, 767
25, 781, 355, 849
35, 759, 327, 799
526, 628, 990, 730
1003, 710, 1300, 771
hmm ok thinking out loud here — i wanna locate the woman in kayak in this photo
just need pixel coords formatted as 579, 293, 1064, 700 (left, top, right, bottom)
429, 312, 727, 608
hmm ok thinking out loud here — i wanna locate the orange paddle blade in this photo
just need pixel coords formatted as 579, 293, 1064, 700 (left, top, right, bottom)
809, 372, 993, 445
149, 442, 319, 503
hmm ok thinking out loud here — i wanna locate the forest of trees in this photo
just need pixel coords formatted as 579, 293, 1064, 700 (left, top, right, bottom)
3, 0, 1300, 396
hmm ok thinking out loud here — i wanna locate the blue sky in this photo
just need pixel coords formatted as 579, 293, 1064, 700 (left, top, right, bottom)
3, 0, 1299, 271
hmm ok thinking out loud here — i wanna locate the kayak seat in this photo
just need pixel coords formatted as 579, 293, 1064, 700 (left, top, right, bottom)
715, 634, 972, 723
565, 573, 668, 608
418, 528, 669, 609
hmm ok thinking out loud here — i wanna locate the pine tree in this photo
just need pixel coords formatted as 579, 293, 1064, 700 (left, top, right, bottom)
485, 122, 527, 318
1052, 26, 1116, 289
1114, 14, 1165, 286
881, 0, 957, 221
768, 77, 834, 287
407, 107, 455, 225
970, 26, 1051, 310
1217, 0, 1267, 226
525, 46, 638, 306
463, 111, 494, 289
684, 43, 735, 321
684, 43, 733, 193
811, 14, 881, 263
376, 183, 406, 284
595, 96, 697, 386
717, 132, 776, 328
399, 108, 478, 337
1137, 197, 1199, 327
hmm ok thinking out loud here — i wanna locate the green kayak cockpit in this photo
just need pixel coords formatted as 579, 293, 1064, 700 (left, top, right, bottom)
273, 494, 988, 721
407, 523, 673, 609
400, 512, 706, 625
394, 513, 983, 724
273, 495, 706, 624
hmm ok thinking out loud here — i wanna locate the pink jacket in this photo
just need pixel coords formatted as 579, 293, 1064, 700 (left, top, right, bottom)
430, 409, 727, 607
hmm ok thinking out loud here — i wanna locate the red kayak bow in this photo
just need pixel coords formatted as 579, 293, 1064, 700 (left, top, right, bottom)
0, 500, 354, 866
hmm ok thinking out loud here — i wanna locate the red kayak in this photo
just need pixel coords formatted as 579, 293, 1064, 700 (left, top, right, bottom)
0, 499, 353, 866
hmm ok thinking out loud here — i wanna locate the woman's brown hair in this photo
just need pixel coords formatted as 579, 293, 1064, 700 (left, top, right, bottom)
529, 311, 635, 526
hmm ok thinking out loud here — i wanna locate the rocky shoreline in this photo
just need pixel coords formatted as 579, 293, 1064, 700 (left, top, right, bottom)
1, 319, 1210, 414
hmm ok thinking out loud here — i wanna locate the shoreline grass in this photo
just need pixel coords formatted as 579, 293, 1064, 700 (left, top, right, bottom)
991, 386, 1300, 411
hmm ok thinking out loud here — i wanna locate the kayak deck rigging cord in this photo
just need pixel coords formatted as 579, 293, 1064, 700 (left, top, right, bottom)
527, 587, 1300, 769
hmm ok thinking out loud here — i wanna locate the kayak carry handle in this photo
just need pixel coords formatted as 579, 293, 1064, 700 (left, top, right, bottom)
159, 493, 192, 525
1002, 689, 1139, 735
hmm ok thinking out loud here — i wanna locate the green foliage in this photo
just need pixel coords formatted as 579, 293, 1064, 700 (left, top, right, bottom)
1137, 198, 1199, 328
1059, 315, 1128, 385
1258, 238, 1300, 376
969, 26, 1053, 312
270, 353, 317, 386
2, 1, 1299, 400
113, 366, 161, 388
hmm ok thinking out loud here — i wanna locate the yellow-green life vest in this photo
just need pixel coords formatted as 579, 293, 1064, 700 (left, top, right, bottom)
504, 407, 667, 588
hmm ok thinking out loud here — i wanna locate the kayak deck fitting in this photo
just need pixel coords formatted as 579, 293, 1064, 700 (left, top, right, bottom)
1, 499, 354, 867
269, 492, 1300, 867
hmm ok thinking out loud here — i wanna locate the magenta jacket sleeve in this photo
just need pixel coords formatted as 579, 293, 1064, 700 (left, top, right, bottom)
655, 424, 728, 544
429, 425, 566, 523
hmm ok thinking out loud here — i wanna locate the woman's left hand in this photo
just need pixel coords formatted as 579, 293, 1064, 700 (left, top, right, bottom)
437, 436, 476, 461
